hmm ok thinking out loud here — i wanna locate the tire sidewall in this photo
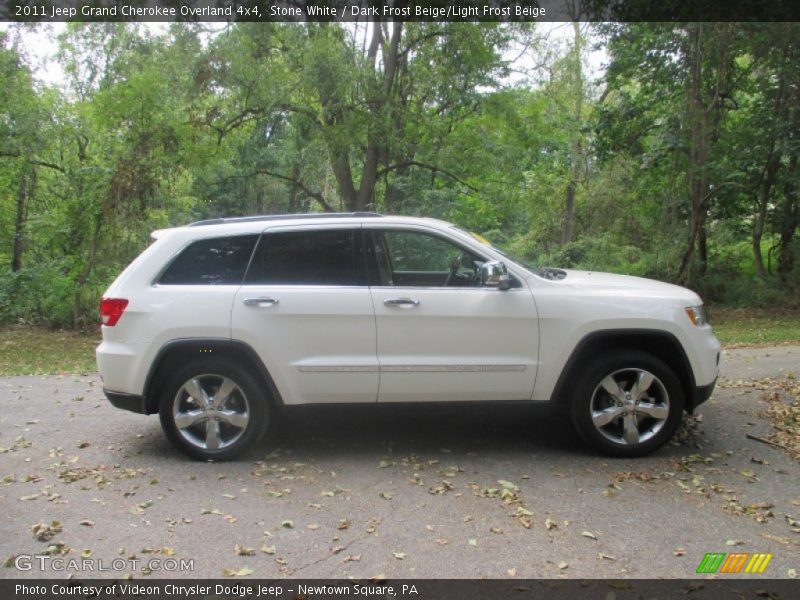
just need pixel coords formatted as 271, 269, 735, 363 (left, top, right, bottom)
570, 350, 684, 457
159, 357, 269, 461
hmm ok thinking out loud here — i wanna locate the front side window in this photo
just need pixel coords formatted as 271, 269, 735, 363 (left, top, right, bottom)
371, 230, 486, 287
158, 235, 258, 285
245, 229, 359, 286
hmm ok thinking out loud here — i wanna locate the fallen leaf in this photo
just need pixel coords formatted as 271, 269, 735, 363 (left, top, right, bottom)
498, 479, 519, 492
558, 561, 568, 569
726, 539, 744, 546
379, 492, 393, 500
79, 520, 94, 527
392, 551, 406, 560
545, 518, 557, 531
598, 553, 616, 561
507, 568, 517, 577
343, 554, 361, 563
673, 548, 686, 556
281, 520, 294, 529
32, 521, 62, 541
468, 539, 477, 547
337, 519, 351, 530
261, 545, 276, 555
223, 567, 253, 577
235, 544, 255, 556
581, 531, 597, 540
307, 524, 320, 531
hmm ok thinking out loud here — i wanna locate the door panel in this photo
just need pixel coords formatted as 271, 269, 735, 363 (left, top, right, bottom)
368, 227, 539, 403
231, 226, 377, 405
371, 287, 538, 402
231, 286, 378, 404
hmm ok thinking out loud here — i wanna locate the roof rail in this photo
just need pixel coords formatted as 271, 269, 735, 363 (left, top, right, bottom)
187, 212, 384, 227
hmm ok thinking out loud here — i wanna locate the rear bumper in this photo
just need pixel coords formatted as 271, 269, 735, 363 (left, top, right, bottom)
104, 389, 147, 414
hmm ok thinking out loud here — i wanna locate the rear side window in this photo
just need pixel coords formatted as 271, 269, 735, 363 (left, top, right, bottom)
158, 235, 258, 285
245, 229, 358, 286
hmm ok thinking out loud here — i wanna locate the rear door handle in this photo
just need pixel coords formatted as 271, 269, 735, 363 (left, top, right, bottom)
244, 297, 279, 307
383, 298, 420, 307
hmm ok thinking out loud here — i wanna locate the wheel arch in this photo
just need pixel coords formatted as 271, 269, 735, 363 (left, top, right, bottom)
551, 329, 699, 413
142, 338, 283, 414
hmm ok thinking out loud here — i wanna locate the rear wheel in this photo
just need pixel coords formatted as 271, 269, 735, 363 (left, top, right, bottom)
569, 350, 684, 457
159, 358, 269, 461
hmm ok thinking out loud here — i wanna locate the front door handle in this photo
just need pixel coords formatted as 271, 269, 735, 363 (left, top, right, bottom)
244, 297, 279, 307
383, 298, 420, 307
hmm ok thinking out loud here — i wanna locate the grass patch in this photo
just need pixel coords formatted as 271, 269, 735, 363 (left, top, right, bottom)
0, 326, 99, 376
710, 307, 800, 347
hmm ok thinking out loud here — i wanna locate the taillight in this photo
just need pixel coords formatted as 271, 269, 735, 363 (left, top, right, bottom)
100, 298, 129, 326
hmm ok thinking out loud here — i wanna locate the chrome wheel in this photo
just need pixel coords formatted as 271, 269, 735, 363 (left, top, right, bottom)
172, 374, 250, 451
589, 368, 670, 446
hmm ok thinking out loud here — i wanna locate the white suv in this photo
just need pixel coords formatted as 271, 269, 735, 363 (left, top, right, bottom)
97, 213, 720, 460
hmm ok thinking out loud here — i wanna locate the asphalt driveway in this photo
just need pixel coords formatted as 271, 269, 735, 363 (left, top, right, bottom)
1, 346, 798, 579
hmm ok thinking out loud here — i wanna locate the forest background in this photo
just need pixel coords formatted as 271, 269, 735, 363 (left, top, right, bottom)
1, 21, 798, 330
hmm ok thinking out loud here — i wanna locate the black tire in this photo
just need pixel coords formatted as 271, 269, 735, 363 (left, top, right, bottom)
158, 357, 270, 461
569, 350, 684, 457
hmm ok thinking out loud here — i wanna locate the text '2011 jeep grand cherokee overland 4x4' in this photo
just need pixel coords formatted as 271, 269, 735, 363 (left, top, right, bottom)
97, 213, 720, 460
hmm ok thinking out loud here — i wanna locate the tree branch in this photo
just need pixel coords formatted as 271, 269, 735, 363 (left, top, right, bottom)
0, 151, 66, 173
378, 160, 479, 192
215, 169, 334, 212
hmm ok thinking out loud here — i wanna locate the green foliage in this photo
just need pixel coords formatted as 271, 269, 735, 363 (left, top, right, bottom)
1, 23, 798, 330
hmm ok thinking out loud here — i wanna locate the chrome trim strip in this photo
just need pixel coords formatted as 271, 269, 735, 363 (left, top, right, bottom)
382, 364, 527, 373
298, 365, 379, 373
298, 364, 527, 373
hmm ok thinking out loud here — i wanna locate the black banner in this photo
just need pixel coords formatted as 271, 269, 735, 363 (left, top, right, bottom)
2, 579, 799, 600
2, 0, 800, 23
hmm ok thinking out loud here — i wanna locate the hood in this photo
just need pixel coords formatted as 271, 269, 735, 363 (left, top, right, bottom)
551, 269, 701, 302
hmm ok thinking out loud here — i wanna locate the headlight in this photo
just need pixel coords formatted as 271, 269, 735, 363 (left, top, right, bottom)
685, 305, 707, 327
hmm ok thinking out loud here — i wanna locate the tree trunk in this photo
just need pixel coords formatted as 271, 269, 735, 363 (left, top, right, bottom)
562, 20, 584, 246
777, 151, 798, 284
11, 170, 27, 272
562, 181, 576, 245
677, 24, 731, 284
753, 150, 781, 278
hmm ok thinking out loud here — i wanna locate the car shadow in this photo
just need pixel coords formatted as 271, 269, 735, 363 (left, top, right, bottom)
261, 402, 589, 460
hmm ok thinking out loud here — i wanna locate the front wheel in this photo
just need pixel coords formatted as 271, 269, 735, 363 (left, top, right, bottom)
569, 350, 684, 457
159, 358, 270, 461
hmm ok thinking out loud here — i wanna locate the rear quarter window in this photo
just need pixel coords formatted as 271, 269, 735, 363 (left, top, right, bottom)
158, 235, 258, 285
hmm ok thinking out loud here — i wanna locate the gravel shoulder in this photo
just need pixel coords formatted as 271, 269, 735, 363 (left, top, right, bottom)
0, 346, 798, 579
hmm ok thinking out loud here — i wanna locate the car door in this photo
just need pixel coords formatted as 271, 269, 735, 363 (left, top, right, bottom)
367, 227, 539, 403
231, 225, 378, 405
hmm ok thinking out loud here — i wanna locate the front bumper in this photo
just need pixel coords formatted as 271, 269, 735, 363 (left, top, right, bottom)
104, 389, 147, 414
688, 378, 716, 413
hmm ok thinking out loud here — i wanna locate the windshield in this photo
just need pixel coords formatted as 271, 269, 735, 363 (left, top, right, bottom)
452, 227, 539, 273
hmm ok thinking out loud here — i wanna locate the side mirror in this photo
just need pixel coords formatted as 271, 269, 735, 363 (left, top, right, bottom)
480, 260, 511, 290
